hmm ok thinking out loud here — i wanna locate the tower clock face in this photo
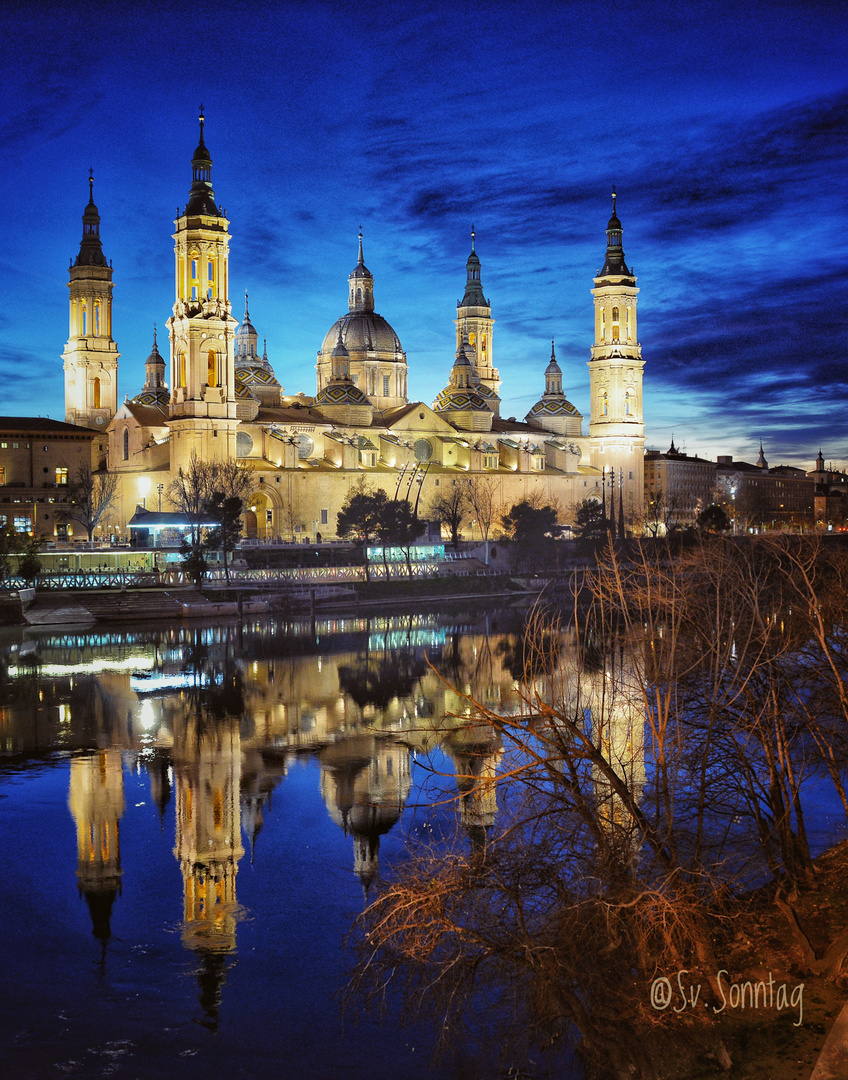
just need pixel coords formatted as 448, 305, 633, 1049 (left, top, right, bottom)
95, 417, 104, 425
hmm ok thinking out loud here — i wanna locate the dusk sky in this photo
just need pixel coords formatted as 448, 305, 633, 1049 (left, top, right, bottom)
2, 0, 845, 469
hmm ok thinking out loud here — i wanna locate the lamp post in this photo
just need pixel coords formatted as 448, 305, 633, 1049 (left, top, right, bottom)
157, 483, 163, 512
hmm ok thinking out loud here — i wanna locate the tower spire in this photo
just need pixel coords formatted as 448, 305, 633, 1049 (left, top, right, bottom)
185, 105, 218, 216
348, 228, 374, 313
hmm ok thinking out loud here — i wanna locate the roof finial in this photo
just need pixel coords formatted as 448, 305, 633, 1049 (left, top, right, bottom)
551, 338, 556, 361
612, 183, 616, 212
471, 224, 476, 254
358, 225, 364, 265
88, 167, 94, 201
199, 103, 205, 143
153, 323, 157, 346
244, 291, 249, 318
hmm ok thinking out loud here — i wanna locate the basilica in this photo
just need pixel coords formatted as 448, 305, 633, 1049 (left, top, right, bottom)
60, 114, 645, 543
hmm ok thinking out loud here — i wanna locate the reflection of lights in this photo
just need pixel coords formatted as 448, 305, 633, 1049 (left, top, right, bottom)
58, 703, 71, 726
9, 656, 154, 678
140, 699, 156, 730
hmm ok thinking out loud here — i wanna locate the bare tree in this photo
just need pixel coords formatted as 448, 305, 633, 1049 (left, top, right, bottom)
428, 481, 469, 549
168, 454, 255, 586
464, 474, 499, 541
61, 464, 119, 542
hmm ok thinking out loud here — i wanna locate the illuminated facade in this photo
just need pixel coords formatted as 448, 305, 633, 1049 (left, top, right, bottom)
55, 116, 651, 538
62, 174, 120, 432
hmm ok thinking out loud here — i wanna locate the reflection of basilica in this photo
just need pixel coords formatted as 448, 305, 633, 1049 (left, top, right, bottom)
32, 613, 626, 1017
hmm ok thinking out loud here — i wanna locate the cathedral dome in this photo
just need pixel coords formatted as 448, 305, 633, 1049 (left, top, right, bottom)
320, 312, 403, 357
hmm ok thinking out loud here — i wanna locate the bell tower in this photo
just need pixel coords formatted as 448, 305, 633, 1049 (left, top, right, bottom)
455, 227, 499, 409
588, 190, 645, 520
166, 108, 238, 472
63, 172, 120, 430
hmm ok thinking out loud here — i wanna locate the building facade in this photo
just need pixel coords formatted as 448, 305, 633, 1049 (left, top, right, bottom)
643, 440, 717, 533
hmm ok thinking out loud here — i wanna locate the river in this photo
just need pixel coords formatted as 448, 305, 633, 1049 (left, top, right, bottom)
0, 604, 572, 1080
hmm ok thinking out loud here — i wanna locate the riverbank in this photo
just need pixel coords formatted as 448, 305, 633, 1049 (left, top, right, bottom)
692, 839, 848, 1080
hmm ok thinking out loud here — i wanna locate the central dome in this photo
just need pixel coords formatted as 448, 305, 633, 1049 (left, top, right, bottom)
316, 231, 408, 410
320, 311, 403, 356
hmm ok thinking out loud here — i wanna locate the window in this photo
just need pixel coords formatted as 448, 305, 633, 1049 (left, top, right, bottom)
81, 302, 87, 335
55, 468, 68, 485
14, 515, 32, 532
319, 509, 328, 525
93, 378, 101, 409
179, 352, 187, 387
383, 375, 390, 396
0, 467, 4, 485
208, 350, 217, 387
94, 300, 101, 334
123, 429, 129, 461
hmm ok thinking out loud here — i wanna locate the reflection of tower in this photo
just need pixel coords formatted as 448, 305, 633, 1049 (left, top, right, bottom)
320, 736, 411, 892
68, 749, 125, 950
443, 723, 503, 849
585, 638, 646, 841
172, 715, 244, 1029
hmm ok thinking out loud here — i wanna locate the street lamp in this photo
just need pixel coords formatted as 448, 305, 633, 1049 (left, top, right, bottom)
138, 476, 151, 509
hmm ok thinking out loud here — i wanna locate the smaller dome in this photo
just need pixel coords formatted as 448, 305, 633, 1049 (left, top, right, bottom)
435, 388, 492, 413
316, 381, 371, 407
527, 398, 579, 418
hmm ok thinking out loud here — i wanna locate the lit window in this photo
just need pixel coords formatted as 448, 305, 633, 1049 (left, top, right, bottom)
14, 515, 31, 532
0, 467, 4, 485
208, 350, 217, 387
55, 468, 68, 485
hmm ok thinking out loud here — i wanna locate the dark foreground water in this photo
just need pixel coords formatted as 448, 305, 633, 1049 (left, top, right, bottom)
0, 606, 566, 1080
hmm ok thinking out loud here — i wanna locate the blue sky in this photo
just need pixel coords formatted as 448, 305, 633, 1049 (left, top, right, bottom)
1, 0, 846, 468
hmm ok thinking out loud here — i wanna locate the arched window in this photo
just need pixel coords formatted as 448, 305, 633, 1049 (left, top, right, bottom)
602, 391, 608, 417
93, 378, 101, 409
625, 391, 631, 416
179, 352, 187, 388
626, 307, 631, 341
81, 303, 87, 336
208, 350, 217, 387
612, 306, 620, 343
122, 428, 129, 461
356, 288, 362, 302
94, 300, 101, 335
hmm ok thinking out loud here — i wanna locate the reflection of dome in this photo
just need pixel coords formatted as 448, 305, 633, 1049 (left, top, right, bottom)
319, 737, 412, 890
